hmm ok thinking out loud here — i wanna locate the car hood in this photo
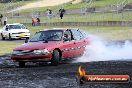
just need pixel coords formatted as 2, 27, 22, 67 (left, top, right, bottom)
9, 29, 29, 33
14, 41, 62, 51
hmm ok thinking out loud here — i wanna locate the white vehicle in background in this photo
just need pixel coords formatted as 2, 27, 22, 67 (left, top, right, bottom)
0, 23, 30, 40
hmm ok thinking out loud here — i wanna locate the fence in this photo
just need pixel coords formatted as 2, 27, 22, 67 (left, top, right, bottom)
21, 21, 132, 26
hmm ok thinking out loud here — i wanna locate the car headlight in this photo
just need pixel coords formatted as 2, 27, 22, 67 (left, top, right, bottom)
33, 49, 50, 54
12, 50, 32, 55
12, 51, 20, 54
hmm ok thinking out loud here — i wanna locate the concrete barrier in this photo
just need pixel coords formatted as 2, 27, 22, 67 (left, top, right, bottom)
23, 21, 132, 27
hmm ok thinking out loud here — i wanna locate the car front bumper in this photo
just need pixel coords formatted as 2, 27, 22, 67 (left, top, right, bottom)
11, 53, 52, 62
11, 33, 30, 39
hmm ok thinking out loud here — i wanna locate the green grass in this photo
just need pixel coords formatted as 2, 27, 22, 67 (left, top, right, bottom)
53, 0, 132, 9
0, 0, 36, 13
0, 41, 21, 55
1, 0, 132, 55
1, 0, 132, 14
7, 11, 132, 23
12, 0, 132, 13
64, 0, 118, 9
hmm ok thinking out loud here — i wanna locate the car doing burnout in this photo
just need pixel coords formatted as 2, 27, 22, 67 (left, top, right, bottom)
1, 23, 30, 40
11, 28, 90, 67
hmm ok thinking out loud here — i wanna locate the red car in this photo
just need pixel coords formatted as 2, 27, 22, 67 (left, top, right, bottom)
11, 28, 90, 67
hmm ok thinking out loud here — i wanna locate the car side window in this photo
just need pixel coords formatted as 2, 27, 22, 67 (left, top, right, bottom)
71, 29, 84, 40
77, 29, 85, 39
3, 26, 6, 30
20, 24, 26, 29
29, 32, 41, 42
5, 26, 9, 31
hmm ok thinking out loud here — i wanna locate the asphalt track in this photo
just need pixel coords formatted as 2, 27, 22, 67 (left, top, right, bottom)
0, 55, 131, 88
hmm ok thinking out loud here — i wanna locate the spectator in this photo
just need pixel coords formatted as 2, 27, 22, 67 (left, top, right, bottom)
32, 17, 35, 26
59, 8, 66, 19
49, 9, 53, 19
0, 14, 3, 25
3, 15, 7, 25
37, 17, 40, 26
46, 9, 52, 19
32, 17, 37, 26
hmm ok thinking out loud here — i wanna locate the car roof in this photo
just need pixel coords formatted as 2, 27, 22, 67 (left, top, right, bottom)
40, 28, 79, 32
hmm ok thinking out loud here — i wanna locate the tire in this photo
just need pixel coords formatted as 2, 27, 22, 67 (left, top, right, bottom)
19, 61, 25, 67
9, 33, 12, 40
1, 33, 5, 40
51, 50, 60, 66
25, 37, 29, 40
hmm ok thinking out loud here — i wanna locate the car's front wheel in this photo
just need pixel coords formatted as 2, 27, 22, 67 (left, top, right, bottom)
19, 61, 25, 67
51, 50, 60, 66
1, 33, 5, 40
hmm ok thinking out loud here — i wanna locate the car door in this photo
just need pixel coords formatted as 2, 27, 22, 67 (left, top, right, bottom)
61, 29, 77, 59
70, 28, 87, 56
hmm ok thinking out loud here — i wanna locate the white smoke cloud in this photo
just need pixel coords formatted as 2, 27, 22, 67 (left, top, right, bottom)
75, 33, 132, 62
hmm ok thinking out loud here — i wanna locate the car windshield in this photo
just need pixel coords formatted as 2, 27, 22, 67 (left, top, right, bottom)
29, 30, 63, 42
8, 24, 26, 29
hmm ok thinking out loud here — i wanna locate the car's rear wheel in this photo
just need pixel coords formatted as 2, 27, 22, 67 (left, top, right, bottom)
51, 50, 60, 66
1, 33, 5, 40
25, 37, 29, 40
19, 61, 25, 67
9, 33, 12, 40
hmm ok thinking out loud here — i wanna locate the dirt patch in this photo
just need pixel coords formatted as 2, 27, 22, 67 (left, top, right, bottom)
13, 0, 73, 11
0, 59, 131, 88
72, 0, 82, 4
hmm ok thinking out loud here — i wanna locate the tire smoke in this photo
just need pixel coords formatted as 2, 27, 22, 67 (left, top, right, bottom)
75, 34, 132, 62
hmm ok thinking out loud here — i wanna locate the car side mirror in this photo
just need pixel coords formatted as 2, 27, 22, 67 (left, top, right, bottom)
25, 38, 29, 43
